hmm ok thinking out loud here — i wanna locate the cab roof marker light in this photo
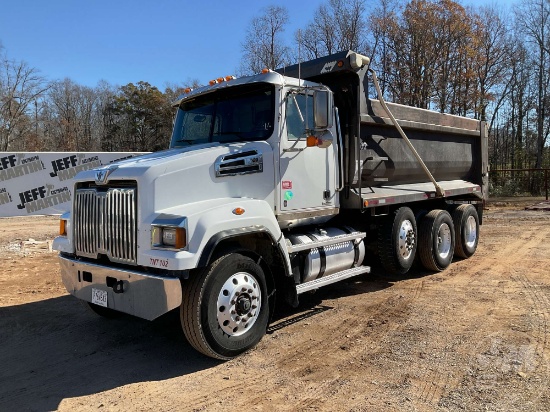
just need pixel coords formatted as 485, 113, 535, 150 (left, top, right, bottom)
217, 77, 225, 83
261, 68, 270, 74
225, 75, 236, 81
209, 79, 218, 86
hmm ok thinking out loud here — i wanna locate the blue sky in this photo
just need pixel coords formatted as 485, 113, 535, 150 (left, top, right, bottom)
0, 0, 515, 91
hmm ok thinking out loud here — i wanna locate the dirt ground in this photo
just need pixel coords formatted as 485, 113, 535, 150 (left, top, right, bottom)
1, 199, 550, 412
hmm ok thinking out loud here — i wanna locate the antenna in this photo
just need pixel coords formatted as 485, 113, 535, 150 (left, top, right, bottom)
298, 29, 302, 86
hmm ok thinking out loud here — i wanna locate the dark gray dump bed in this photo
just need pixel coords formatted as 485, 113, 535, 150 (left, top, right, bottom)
344, 99, 488, 209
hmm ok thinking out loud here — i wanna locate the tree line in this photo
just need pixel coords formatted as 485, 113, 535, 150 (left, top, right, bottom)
1, 0, 549, 181
0, 46, 197, 152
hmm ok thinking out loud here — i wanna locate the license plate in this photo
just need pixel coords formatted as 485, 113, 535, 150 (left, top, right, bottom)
91, 288, 108, 307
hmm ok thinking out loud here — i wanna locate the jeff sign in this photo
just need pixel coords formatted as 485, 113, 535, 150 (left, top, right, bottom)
0, 152, 144, 217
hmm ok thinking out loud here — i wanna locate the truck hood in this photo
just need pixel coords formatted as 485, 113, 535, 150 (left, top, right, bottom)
75, 141, 276, 216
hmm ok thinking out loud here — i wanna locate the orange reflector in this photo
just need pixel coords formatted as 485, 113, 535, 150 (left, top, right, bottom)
261, 68, 270, 74
233, 207, 245, 215
60, 219, 67, 236
306, 135, 318, 147
363, 200, 369, 207
209, 79, 217, 86
175, 228, 187, 249
337, 60, 344, 67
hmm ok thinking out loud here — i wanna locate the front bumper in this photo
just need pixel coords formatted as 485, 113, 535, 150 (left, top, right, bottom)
59, 255, 183, 321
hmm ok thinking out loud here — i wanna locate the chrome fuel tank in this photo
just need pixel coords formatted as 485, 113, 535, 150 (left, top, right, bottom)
288, 227, 365, 283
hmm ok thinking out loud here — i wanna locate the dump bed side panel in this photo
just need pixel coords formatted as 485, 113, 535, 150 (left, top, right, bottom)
357, 99, 483, 187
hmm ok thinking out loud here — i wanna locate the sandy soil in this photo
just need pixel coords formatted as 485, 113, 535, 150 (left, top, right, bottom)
1, 200, 549, 411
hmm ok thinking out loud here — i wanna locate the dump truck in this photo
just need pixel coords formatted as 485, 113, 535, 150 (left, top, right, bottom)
53, 51, 488, 359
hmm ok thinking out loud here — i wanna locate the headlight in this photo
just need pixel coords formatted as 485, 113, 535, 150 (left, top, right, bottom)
151, 215, 187, 251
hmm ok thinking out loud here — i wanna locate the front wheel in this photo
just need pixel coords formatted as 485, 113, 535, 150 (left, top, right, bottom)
181, 253, 269, 360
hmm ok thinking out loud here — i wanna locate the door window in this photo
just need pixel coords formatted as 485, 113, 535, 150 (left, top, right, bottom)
286, 93, 314, 141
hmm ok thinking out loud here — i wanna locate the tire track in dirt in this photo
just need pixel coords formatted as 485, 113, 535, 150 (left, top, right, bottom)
409, 222, 548, 409
234, 279, 427, 409
438, 217, 550, 411
513, 273, 550, 391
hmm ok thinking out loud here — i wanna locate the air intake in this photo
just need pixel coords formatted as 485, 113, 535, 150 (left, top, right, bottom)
215, 150, 263, 177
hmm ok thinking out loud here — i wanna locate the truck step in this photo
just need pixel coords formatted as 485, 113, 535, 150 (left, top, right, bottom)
296, 266, 371, 294
287, 232, 366, 254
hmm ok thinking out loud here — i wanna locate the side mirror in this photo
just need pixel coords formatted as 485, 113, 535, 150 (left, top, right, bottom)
313, 90, 332, 130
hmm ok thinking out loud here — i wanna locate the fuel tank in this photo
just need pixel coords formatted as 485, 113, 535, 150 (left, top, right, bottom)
288, 227, 365, 283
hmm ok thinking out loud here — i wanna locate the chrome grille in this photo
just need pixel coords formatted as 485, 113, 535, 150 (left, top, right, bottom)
74, 186, 137, 264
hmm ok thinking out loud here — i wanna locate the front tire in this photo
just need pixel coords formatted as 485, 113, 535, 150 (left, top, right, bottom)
181, 253, 269, 360
418, 209, 455, 272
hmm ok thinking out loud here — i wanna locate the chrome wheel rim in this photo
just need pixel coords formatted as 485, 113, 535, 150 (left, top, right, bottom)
399, 219, 416, 260
464, 215, 477, 248
437, 223, 452, 259
216, 272, 261, 337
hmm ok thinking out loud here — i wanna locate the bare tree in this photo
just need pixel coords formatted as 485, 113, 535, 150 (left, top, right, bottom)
0, 55, 48, 151
368, 0, 403, 96
296, 0, 369, 60
514, 0, 550, 169
241, 5, 290, 74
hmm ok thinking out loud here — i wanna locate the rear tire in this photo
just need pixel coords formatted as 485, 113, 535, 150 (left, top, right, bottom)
452, 204, 479, 258
377, 207, 417, 276
418, 209, 455, 272
181, 253, 269, 360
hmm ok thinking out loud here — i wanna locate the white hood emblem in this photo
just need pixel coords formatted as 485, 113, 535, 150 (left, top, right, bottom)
95, 165, 118, 185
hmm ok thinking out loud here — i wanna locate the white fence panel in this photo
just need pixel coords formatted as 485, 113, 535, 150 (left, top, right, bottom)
0, 152, 145, 217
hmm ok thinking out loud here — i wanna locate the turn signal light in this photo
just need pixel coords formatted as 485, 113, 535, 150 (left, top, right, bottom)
173, 228, 187, 249
60, 219, 67, 236
306, 135, 318, 147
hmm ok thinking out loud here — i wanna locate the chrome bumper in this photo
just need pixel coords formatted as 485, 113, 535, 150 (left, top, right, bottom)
59, 255, 182, 321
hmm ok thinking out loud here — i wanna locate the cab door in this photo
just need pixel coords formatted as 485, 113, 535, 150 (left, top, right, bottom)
278, 90, 338, 215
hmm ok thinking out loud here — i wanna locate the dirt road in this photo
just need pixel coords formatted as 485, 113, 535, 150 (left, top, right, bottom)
1, 202, 549, 411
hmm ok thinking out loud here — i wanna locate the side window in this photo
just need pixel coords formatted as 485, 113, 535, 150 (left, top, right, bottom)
286, 93, 314, 140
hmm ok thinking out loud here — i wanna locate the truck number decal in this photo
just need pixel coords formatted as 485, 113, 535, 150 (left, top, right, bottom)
150, 258, 169, 268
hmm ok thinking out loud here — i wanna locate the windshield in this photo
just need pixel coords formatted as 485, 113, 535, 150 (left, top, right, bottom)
170, 83, 275, 148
